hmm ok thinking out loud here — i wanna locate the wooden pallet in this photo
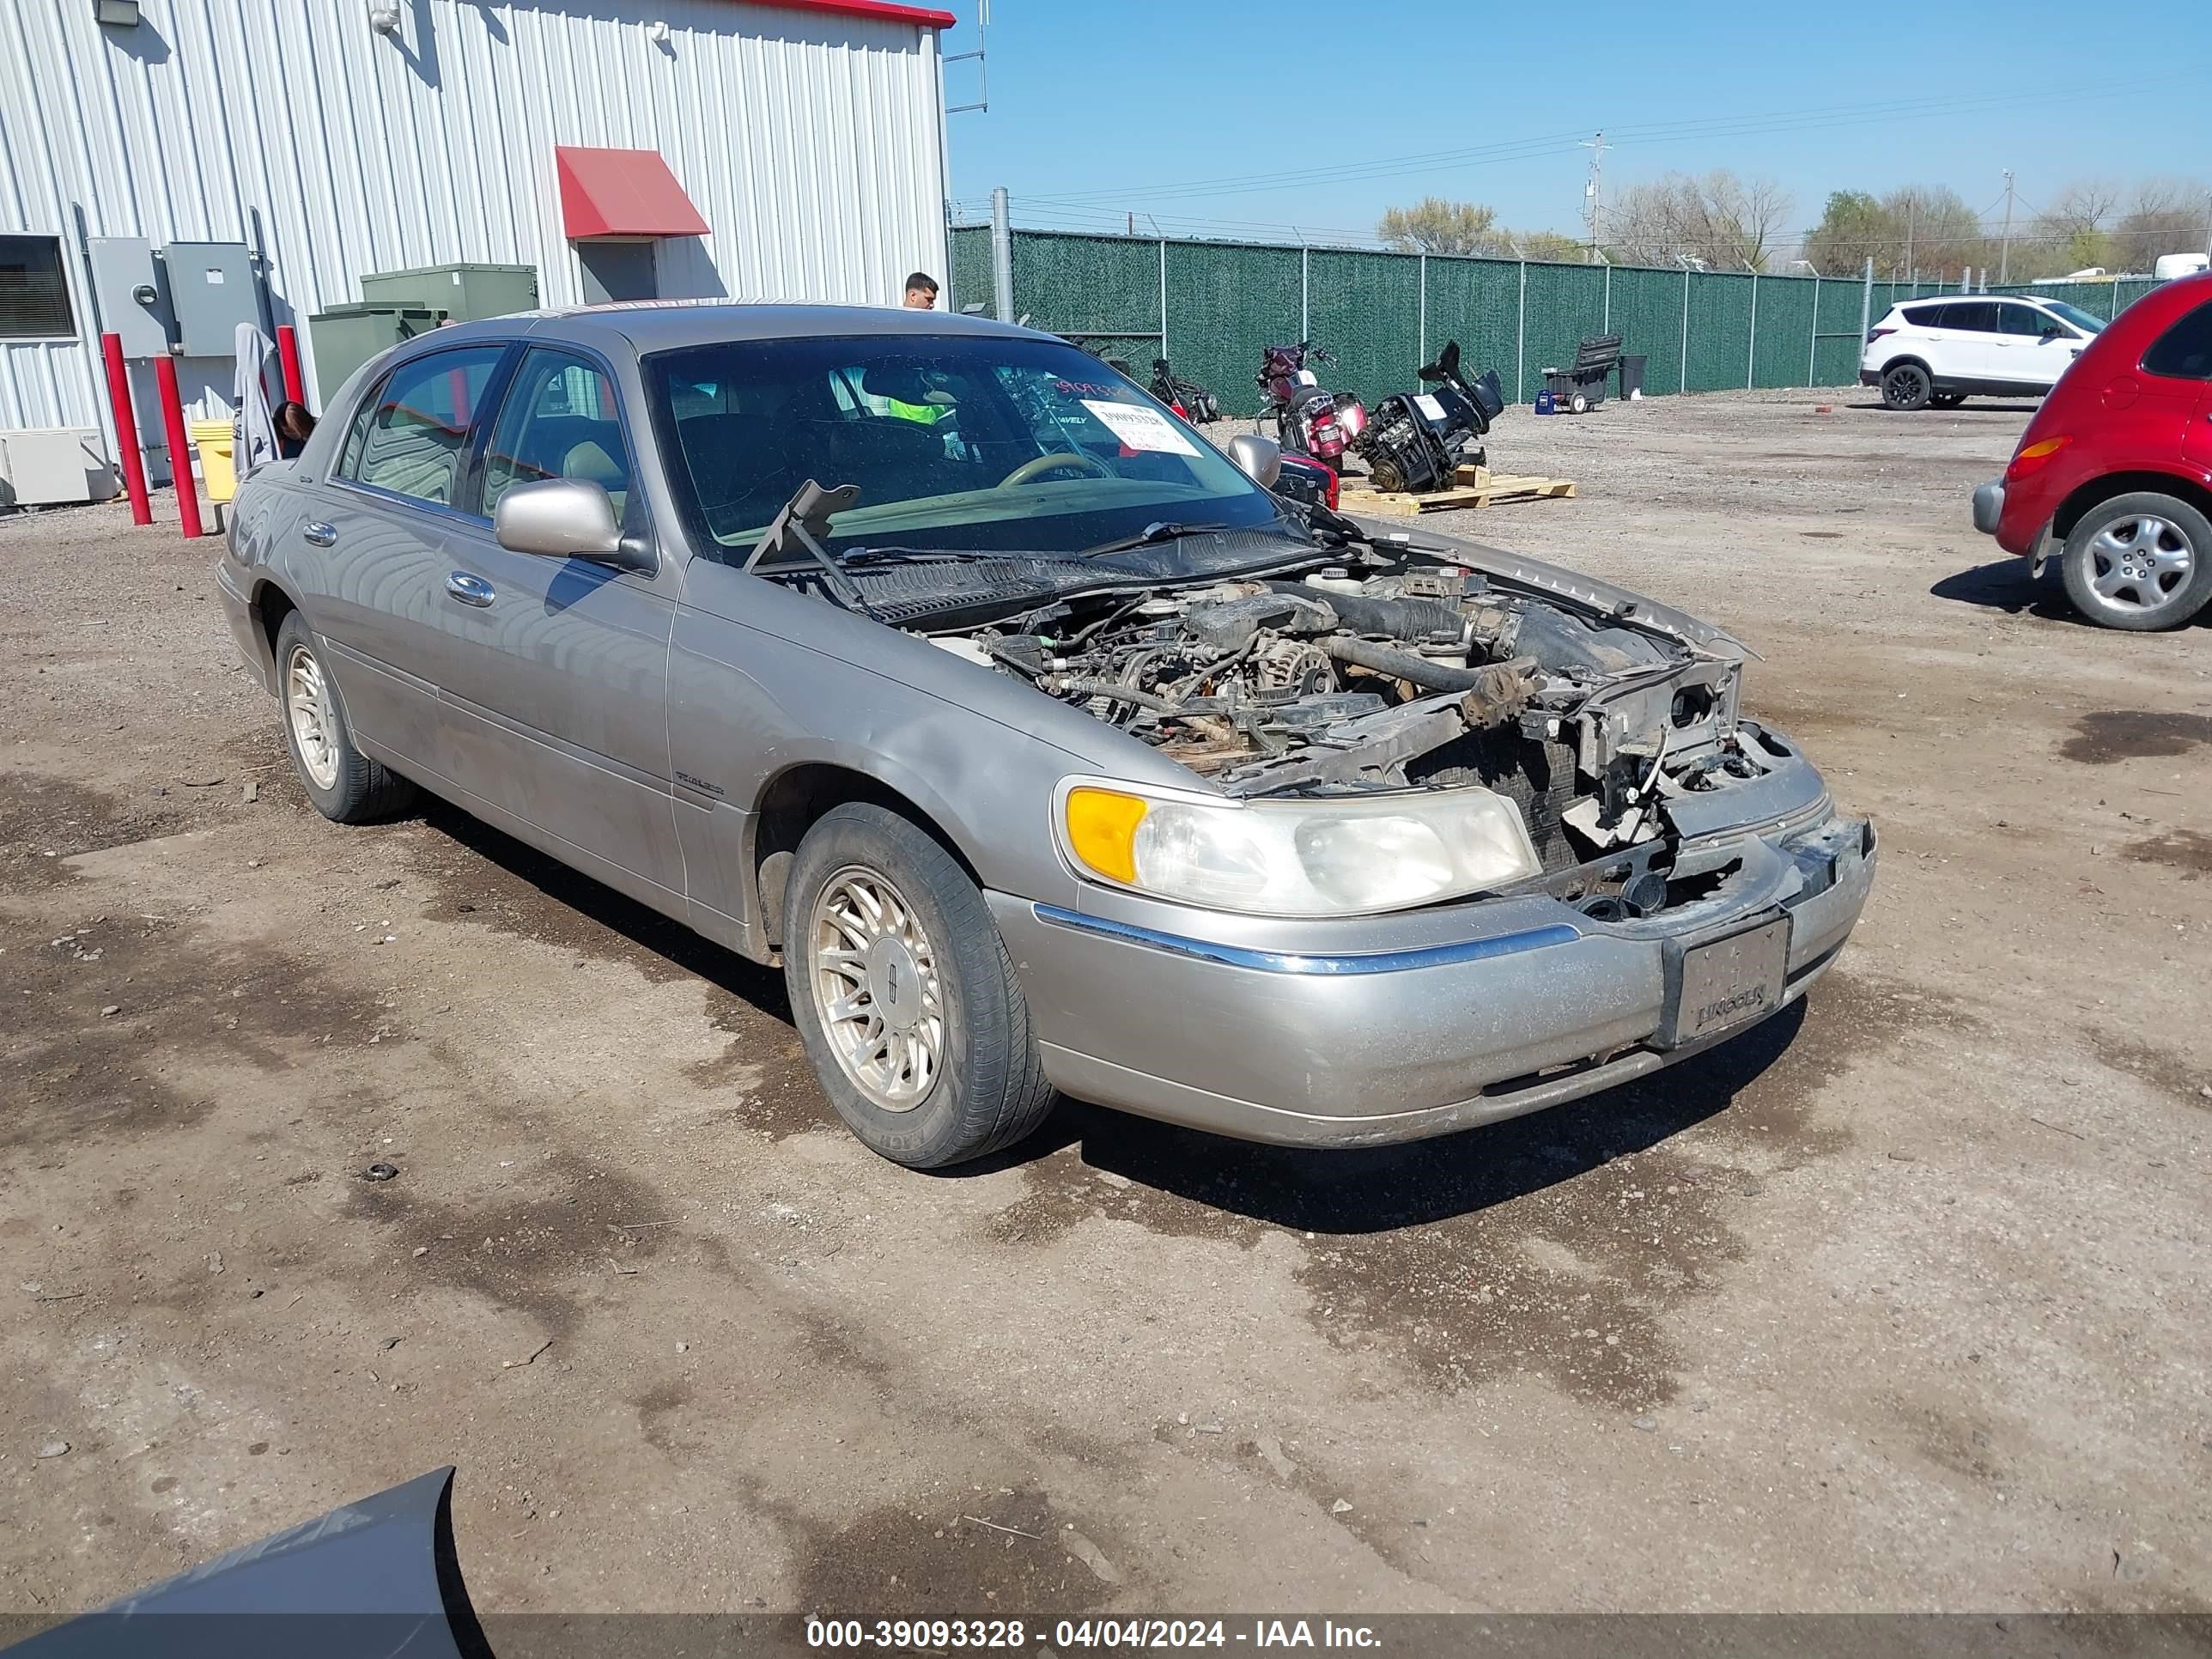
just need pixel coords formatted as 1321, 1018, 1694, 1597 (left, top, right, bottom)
1338, 466, 1578, 517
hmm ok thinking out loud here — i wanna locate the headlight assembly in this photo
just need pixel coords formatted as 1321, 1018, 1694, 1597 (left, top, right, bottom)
1057, 781, 1540, 917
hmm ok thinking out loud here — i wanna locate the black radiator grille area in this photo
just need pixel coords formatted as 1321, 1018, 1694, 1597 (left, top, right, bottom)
1407, 728, 1584, 871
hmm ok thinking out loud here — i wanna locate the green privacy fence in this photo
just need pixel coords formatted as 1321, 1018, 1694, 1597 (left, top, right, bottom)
945, 226, 2165, 417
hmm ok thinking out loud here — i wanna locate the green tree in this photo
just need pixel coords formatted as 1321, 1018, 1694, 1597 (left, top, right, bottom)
1376, 198, 1515, 258
1517, 231, 1589, 264
1802, 190, 1893, 275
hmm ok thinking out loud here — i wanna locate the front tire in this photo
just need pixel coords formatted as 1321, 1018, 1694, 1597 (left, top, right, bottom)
783, 803, 1055, 1169
2059, 493, 2212, 630
1881, 362, 1933, 410
274, 611, 416, 823
1931, 391, 1966, 409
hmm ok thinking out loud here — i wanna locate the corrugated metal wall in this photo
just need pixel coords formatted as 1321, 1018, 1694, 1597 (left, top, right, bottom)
2, 0, 946, 463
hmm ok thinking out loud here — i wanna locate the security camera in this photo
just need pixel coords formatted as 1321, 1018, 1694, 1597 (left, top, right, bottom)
368, 2, 400, 33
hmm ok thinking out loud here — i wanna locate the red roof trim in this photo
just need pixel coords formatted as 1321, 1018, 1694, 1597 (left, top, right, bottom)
738, 0, 957, 28
556, 147, 712, 240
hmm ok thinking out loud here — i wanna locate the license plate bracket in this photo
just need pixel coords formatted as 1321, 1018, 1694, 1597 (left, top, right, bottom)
1656, 915, 1791, 1049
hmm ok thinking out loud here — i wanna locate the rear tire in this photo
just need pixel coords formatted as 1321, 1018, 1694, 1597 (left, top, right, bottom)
274, 612, 416, 823
1568, 392, 1589, 415
782, 803, 1056, 1169
1881, 362, 1933, 411
2059, 493, 2212, 631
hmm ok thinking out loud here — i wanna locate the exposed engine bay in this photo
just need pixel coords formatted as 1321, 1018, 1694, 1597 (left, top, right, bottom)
926, 545, 1795, 887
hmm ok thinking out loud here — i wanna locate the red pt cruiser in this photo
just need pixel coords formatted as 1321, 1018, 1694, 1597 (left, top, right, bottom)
1973, 271, 2212, 629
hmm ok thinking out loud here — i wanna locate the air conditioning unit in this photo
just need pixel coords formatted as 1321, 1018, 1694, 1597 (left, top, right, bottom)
0, 428, 119, 508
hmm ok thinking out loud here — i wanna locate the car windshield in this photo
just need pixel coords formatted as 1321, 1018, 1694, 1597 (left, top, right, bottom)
647, 333, 1285, 561
2040, 301, 2106, 334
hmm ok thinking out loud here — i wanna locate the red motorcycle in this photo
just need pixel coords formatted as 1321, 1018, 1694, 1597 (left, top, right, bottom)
1257, 343, 1367, 465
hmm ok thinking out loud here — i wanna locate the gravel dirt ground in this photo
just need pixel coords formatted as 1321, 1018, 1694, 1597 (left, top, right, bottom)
3, 386, 2208, 1619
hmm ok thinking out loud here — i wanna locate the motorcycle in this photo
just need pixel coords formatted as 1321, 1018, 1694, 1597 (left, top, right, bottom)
1148, 357, 1221, 424
1353, 339, 1505, 495
1256, 343, 1367, 466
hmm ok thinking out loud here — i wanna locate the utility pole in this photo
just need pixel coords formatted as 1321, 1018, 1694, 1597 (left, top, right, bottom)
1904, 193, 1915, 285
1580, 131, 1606, 264
1999, 170, 2015, 284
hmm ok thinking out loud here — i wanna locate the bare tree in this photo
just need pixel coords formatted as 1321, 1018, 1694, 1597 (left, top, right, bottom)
1879, 185, 1991, 280
1601, 171, 1794, 270
2111, 178, 2212, 270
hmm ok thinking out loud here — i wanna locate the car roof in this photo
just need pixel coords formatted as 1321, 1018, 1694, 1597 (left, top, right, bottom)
406, 301, 1042, 360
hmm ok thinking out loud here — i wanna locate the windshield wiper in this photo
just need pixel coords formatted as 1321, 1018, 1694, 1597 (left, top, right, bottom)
743, 480, 878, 617
1078, 520, 1231, 558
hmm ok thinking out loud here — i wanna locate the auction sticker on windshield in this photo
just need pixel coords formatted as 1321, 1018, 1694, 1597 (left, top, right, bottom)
1082, 399, 1200, 456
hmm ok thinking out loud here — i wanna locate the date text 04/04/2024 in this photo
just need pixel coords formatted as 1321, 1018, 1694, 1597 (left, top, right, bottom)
804, 1620, 1382, 1650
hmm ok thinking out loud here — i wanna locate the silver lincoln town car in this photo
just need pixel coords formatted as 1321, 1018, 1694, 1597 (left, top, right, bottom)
216, 303, 1876, 1168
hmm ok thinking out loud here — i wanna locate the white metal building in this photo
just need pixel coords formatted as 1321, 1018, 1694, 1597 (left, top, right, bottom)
0, 0, 955, 483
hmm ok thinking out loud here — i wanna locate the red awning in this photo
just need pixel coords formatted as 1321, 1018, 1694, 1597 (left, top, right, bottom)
738, 0, 957, 24
556, 147, 711, 240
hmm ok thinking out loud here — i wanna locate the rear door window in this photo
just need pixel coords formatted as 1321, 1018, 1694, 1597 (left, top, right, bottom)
339, 347, 506, 509
2142, 300, 2212, 380
1936, 301, 1999, 334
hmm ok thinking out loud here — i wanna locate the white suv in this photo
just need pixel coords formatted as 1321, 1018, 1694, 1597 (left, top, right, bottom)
1859, 295, 2105, 410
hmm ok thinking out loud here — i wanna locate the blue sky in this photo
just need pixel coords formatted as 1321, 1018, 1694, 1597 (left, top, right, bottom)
941, 0, 2212, 247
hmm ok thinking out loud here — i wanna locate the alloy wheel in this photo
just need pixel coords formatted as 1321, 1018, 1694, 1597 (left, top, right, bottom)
2085, 515, 2197, 617
284, 642, 340, 791
808, 864, 945, 1112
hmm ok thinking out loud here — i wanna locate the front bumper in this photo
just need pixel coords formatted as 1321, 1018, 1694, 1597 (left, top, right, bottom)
1972, 478, 2005, 537
994, 765, 1875, 1148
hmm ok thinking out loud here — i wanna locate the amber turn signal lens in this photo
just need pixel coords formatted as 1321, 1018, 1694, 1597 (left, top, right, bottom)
1063, 787, 1149, 884
2005, 435, 2070, 481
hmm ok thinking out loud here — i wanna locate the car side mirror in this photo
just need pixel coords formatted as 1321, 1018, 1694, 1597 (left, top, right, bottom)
2040, 326, 2065, 342
493, 477, 635, 565
1227, 432, 1282, 489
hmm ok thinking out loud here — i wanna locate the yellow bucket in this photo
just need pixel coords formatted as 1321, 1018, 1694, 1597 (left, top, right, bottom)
188, 418, 237, 503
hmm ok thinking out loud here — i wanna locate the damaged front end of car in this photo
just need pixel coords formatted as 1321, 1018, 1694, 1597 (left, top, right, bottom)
921, 537, 1822, 922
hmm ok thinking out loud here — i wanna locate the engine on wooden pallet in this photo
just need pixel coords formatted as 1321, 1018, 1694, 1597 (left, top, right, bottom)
1354, 340, 1506, 495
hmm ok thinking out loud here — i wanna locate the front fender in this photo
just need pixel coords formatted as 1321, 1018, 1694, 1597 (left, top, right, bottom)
670, 561, 1196, 910
5, 1468, 486, 1657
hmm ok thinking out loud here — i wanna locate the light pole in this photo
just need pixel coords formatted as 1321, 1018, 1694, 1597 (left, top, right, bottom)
1999, 169, 2015, 284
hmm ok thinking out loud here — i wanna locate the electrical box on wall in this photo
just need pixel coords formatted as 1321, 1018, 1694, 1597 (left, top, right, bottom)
85, 237, 171, 359
162, 241, 257, 356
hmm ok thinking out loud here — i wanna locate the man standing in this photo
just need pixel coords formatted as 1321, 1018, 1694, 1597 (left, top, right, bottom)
903, 272, 939, 310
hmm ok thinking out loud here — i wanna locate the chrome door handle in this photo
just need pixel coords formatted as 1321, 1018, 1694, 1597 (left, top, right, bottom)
444, 571, 495, 608
302, 521, 337, 547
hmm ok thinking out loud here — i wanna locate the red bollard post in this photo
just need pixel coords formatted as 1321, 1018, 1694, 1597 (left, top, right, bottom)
100, 333, 153, 526
276, 324, 306, 406
150, 354, 204, 540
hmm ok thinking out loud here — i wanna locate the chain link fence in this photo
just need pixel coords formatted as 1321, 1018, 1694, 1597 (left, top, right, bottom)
947, 225, 2165, 416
